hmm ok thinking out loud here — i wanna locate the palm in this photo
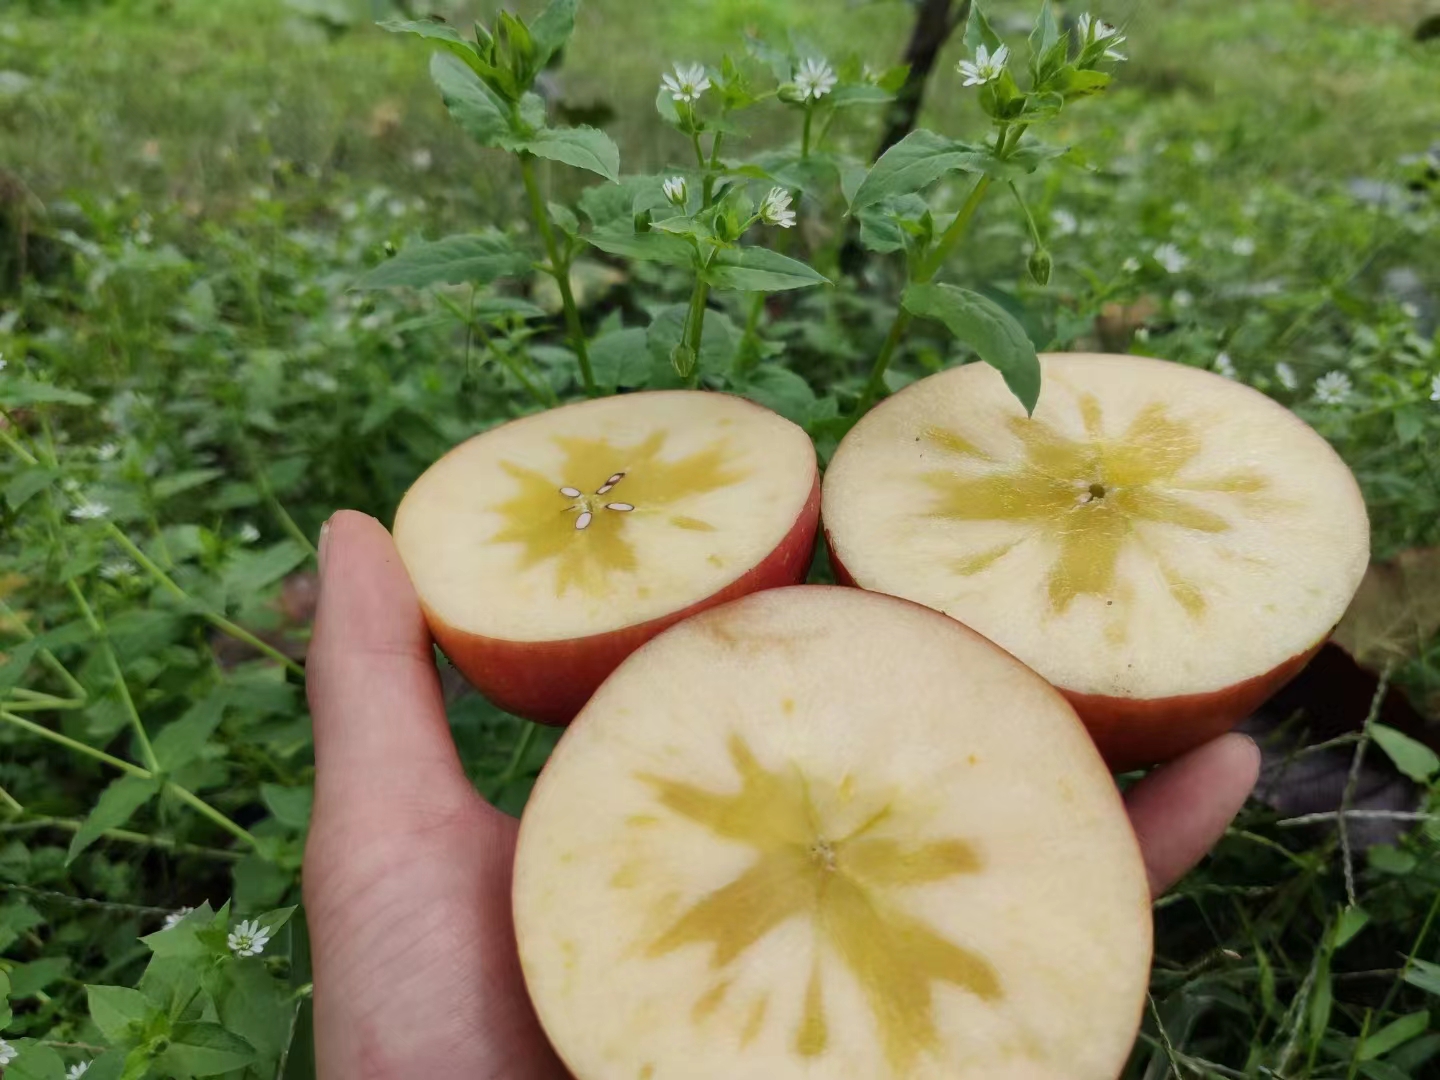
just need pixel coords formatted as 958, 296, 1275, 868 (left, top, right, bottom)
303, 512, 1260, 1080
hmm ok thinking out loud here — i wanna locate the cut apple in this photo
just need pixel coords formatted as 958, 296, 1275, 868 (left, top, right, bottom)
514, 586, 1152, 1080
393, 390, 819, 723
823, 353, 1370, 770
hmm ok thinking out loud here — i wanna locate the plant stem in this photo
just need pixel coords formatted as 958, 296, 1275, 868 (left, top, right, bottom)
520, 152, 594, 395
0, 597, 88, 702
683, 274, 712, 388
801, 103, 814, 158
165, 783, 258, 847
854, 173, 996, 415
490, 720, 540, 799
0, 783, 22, 814
66, 579, 161, 774
2, 815, 244, 861
0, 416, 40, 466
102, 522, 304, 678
253, 465, 317, 558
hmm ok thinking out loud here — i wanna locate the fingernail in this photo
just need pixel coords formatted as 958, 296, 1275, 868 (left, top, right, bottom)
317, 516, 333, 575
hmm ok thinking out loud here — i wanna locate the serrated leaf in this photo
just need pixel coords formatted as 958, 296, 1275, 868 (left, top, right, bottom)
6, 466, 59, 510
221, 539, 309, 597
141, 903, 217, 959
152, 468, 224, 502
1371, 724, 1440, 782
4, 1041, 66, 1080
901, 283, 1041, 413
528, 0, 577, 67
589, 328, 652, 391
5, 957, 69, 997
584, 224, 695, 268
851, 130, 993, 210
87, 984, 155, 1045
704, 247, 831, 292
430, 53, 513, 147
355, 232, 531, 290
964, 2, 1003, 53
157, 1022, 257, 1076
0, 640, 39, 696
0, 380, 94, 408
740, 367, 818, 425
152, 688, 228, 772
67, 776, 161, 864
260, 783, 313, 830
1360, 1011, 1429, 1060
520, 126, 620, 182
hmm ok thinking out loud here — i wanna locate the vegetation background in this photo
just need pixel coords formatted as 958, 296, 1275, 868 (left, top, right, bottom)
1, 0, 1438, 1077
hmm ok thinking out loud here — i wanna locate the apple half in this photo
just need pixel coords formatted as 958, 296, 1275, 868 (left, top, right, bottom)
393, 391, 819, 722
823, 353, 1371, 770
514, 586, 1152, 1080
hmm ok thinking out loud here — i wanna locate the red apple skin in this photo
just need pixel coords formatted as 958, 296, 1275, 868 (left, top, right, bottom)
826, 531, 1319, 771
425, 476, 821, 724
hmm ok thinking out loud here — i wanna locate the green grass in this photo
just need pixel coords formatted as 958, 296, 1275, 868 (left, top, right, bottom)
1, 0, 1438, 1077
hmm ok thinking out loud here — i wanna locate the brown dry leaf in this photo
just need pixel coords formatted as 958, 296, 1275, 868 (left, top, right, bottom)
1094, 296, 1159, 352
1332, 547, 1440, 669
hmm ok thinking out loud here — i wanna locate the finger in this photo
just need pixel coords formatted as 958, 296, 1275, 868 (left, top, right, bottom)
307, 510, 471, 812
1124, 732, 1261, 898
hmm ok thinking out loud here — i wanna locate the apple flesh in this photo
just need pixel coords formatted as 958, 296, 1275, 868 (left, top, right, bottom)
823, 353, 1370, 771
393, 390, 819, 723
514, 586, 1152, 1080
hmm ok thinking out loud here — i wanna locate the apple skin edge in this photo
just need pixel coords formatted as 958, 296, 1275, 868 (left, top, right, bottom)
826, 529, 1323, 772
423, 475, 821, 725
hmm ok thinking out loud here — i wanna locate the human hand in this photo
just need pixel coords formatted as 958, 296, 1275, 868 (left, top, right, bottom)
302, 510, 1261, 1079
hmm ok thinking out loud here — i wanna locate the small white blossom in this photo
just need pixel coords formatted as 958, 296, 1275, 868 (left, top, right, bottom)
238, 522, 261, 544
1, 1039, 18, 1066
957, 43, 1010, 87
96, 442, 120, 461
1121, 256, 1141, 274
409, 148, 433, 172
99, 560, 137, 581
1173, 289, 1194, 308
0, 355, 7, 372
227, 918, 272, 958
1275, 362, 1298, 390
1134, 326, 1151, 342
162, 906, 194, 931
1231, 236, 1256, 257
67, 1062, 91, 1079
793, 57, 837, 101
69, 500, 109, 521
1430, 373, 1440, 402
1401, 301, 1420, 320
1213, 352, 1236, 379
1077, 13, 1127, 60
760, 186, 797, 229
662, 176, 688, 207
1313, 371, 1352, 405
661, 63, 710, 104
1191, 141, 1214, 164
1153, 242, 1189, 274
1051, 208, 1078, 236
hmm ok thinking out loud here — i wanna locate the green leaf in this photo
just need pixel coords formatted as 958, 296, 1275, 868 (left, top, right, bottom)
5, 957, 69, 997
430, 53, 513, 147
588, 327, 652, 391
1334, 905, 1371, 948
75, 1052, 126, 1080
156, 1022, 257, 1076
740, 367, 818, 425
152, 468, 224, 502
141, 904, 218, 959
851, 129, 993, 210
4, 1042, 66, 1080
585, 224, 695, 268
704, 247, 832, 292
213, 961, 294, 1073
1359, 1062, 1412, 1080
964, 2, 1003, 53
1405, 958, 1440, 997
0, 379, 94, 408
0, 969, 9, 1030
260, 783, 313, 830
1307, 955, 1333, 1047
902, 283, 1042, 413
377, 17, 473, 55
355, 232, 531, 290
829, 83, 894, 109
222, 539, 309, 596
152, 688, 228, 772
0, 901, 43, 953
1029, 1, 1059, 59
519, 126, 620, 182
1360, 1011, 1429, 1060
87, 984, 155, 1045
67, 776, 161, 865
1372, 723, 1440, 782
6, 466, 59, 510
0, 640, 39, 696
528, 0, 577, 67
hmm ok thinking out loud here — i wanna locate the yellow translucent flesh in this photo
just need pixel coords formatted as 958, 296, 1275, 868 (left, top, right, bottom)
639, 734, 999, 1074
921, 396, 1269, 615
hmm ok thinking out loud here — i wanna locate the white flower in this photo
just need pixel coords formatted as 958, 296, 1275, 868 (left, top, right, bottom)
1077, 13, 1127, 60
1313, 371, 1352, 405
0, 355, 6, 372
227, 918, 272, 958
1214, 352, 1236, 379
661, 63, 710, 104
957, 43, 1010, 87
793, 57, 837, 101
96, 442, 120, 461
760, 186, 797, 229
1191, 141, 1214, 164
1, 1039, 18, 1066
409, 148, 432, 172
662, 176, 688, 207
1430, 373, 1440, 402
1173, 289, 1194, 308
238, 522, 261, 544
69, 500, 109, 521
67, 1062, 91, 1079
1121, 256, 1141, 274
1275, 362, 1298, 390
1401, 301, 1420, 320
1051, 208, 1078, 236
162, 906, 194, 931
1231, 236, 1256, 257
1153, 242, 1189, 274
100, 560, 137, 581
